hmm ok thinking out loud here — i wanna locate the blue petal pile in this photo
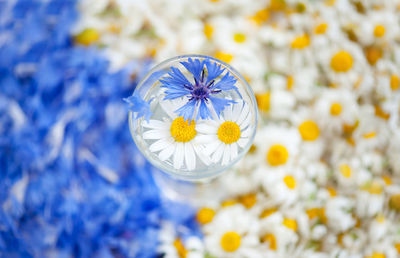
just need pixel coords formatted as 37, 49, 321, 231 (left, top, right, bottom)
0, 1, 199, 257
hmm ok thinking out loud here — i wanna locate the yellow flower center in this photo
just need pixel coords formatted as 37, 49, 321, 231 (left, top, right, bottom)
287, 75, 294, 90
375, 105, 390, 120
395, 243, 400, 254
376, 213, 385, 223
260, 207, 278, 218
368, 252, 386, 258
330, 102, 342, 116
256, 92, 270, 113
327, 186, 337, 197
299, 120, 320, 141
365, 46, 383, 65
266, 144, 289, 166
239, 193, 257, 209
215, 51, 234, 63
382, 176, 392, 185
389, 194, 400, 211
339, 164, 352, 178
270, 0, 286, 11
283, 218, 297, 231
262, 233, 277, 250
196, 207, 215, 224
315, 23, 328, 34
221, 199, 237, 207
220, 232, 241, 252
170, 117, 196, 142
251, 8, 269, 25
74, 28, 100, 46
363, 131, 376, 138
217, 121, 241, 144
374, 24, 385, 37
204, 23, 214, 40
362, 181, 383, 194
173, 238, 188, 258
325, 0, 336, 6
390, 75, 399, 90
306, 208, 327, 223
330, 51, 353, 72
233, 33, 246, 43
283, 175, 296, 189
291, 34, 310, 49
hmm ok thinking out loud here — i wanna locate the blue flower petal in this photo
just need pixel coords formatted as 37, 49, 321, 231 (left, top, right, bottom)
175, 99, 197, 121
210, 72, 238, 92
204, 59, 224, 84
197, 100, 212, 120
123, 95, 153, 121
180, 58, 204, 83
208, 96, 235, 118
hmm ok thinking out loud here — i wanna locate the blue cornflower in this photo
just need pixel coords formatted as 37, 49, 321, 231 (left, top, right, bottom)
123, 95, 153, 121
160, 58, 239, 121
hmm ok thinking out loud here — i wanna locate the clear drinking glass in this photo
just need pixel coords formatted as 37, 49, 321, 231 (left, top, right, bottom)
127, 55, 258, 201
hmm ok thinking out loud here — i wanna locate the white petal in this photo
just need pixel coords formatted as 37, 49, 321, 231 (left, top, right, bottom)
159, 144, 176, 161
232, 101, 243, 121
143, 129, 168, 140
238, 138, 249, 148
196, 122, 218, 134
141, 119, 168, 129
223, 103, 233, 121
206, 101, 219, 121
184, 143, 196, 170
231, 143, 238, 161
221, 144, 230, 166
193, 145, 212, 166
205, 141, 222, 154
160, 99, 177, 119
195, 134, 216, 144
241, 127, 252, 138
212, 143, 225, 163
239, 112, 251, 128
236, 103, 250, 125
149, 138, 172, 152
173, 142, 184, 169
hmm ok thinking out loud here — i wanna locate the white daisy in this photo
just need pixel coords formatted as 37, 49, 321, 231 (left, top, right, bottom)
158, 222, 205, 258
195, 101, 254, 166
314, 88, 359, 134
141, 99, 210, 171
203, 205, 262, 258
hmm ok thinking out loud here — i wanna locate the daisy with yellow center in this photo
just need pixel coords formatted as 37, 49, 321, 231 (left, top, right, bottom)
196, 101, 253, 166
141, 100, 210, 171
314, 89, 358, 133
204, 205, 262, 257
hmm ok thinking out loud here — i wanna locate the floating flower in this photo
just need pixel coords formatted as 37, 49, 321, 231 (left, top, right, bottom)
195, 101, 252, 166
159, 57, 239, 121
123, 94, 152, 121
141, 99, 210, 170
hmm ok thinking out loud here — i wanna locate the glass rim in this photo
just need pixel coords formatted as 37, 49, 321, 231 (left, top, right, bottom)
128, 54, 259, 181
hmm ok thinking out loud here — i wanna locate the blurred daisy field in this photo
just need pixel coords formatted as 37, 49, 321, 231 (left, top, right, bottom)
2, 0, 400, 257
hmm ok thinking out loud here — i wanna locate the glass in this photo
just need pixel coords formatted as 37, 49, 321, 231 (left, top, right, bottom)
128, 55, 258, 190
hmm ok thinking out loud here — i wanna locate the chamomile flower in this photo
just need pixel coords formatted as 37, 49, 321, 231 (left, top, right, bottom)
203, 205, 262, 258
314, 89, 358, 133
158, 222, 204, 258
141, 99, 210, 171
261, 168, 305, 206
159, 57, 238, 121
325, 197, 356, 233
251, 126, 300, 171
196, 101, 253, 166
